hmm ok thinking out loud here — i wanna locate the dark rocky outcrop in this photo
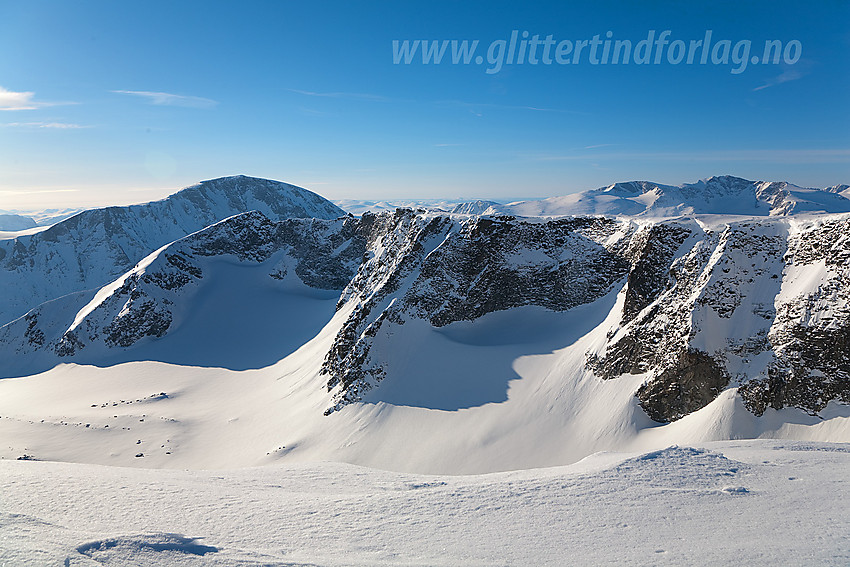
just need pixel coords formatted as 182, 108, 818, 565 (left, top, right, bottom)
739, 218, 850, 415
621, 224, 692, 321
637, 350, 730, 422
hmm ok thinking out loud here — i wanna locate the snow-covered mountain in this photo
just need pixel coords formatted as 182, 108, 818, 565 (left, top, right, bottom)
469, 175, 850, 217
0, 211, 364, 376
0, 213, 37, 231
825, 183, 850, 198
0, 175, 343, 326
334, 198, 490, 215
449, 199, 504, 215
2, 196, 848, 473
0, 208, 82, 230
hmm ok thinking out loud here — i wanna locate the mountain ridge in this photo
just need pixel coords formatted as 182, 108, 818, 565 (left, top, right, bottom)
0, 175, 343, 326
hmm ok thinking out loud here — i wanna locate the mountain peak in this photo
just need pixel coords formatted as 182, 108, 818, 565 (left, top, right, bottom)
161, 175, 343, 222
700, 174, 751, 185
825, 183, 850, 194
188, 175, 313, 196
198, 174, 278, 185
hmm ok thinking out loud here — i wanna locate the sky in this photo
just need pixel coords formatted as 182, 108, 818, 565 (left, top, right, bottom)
0, 0, 848, 210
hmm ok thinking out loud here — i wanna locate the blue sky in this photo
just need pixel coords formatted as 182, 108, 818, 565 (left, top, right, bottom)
0, 0, 848, 209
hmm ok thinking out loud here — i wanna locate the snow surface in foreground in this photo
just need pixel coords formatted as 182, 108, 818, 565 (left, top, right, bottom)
1, 441, 848, 566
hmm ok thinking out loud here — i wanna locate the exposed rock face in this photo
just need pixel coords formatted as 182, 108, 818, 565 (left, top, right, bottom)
412, 216, 627, 326
449, 200, 503, 215
587, 220, 706, 383
588, 215, 850, 422
636, 350, 730, 422
588, 219, 787, 421
739, 217, 850, 415
320, 210, 454, 410
320, 211, 630, 413
620, 223, 693, 321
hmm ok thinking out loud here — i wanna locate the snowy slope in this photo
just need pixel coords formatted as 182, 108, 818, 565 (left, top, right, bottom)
1, 305, 847, 474
0, 176, 343, 326
477, 176, 850, 218
2, 441, 849, 566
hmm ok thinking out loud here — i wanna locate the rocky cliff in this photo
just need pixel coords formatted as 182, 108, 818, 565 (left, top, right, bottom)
319, 210, 850, 421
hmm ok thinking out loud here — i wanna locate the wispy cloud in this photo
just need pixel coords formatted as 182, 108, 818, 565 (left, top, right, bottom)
2, 121, 90, 129
0, 188, 79, 195
753, 67, 806, 91
583, 143, 616, 150
286, 88, 389, 102
112, 90, 218, 108
286, 90, 585, 116
530, 148, 850, 164
436, 100, 588, 116
0, 86, 76, 111
297, 107, 333, 117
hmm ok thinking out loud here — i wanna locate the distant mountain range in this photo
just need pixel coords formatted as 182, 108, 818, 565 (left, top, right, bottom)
452, 176, 850, 217
0, 208, 88, 231
0, 214, 37, 231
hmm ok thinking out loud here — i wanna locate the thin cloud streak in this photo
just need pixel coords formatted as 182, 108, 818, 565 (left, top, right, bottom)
112, 90, 218, 108
287, 90, 585, 116
297, 107, 333, 117
0, 86, 77, 111
0, 189, 79, 195
436, 100, 588, 115
2, 122, 91, 129
286, 88, 389, 102
531, 149, 850, 164
753, 67, 806, 91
